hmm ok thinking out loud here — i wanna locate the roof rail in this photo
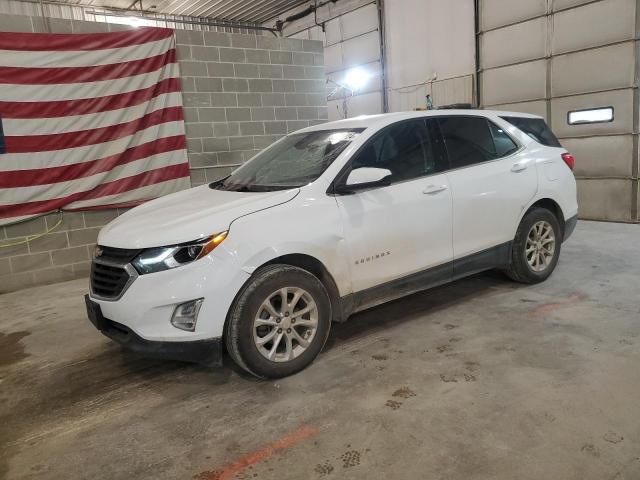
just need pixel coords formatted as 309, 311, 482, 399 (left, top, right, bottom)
438, 103, 476, 110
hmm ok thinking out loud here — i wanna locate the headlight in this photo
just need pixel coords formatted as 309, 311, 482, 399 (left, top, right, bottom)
132, 231, 228, 275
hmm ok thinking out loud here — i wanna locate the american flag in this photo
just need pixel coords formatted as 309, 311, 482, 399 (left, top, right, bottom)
0, 27, 191, 226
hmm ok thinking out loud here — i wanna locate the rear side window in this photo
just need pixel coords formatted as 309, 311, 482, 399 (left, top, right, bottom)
501, 116, 561, 147
437, 116, 517, 169
489, 121, 519, 157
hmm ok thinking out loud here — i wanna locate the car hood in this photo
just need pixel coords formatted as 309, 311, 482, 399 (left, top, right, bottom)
98, 185, 300, 249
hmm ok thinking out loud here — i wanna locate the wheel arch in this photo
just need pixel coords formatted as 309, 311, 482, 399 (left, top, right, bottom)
224, 253, 347, 342
516, 196, 566, 239
525, 198, 565, 237
262, 253, 345, 323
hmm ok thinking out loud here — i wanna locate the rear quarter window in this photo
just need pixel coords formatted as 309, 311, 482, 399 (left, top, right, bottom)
501, 116, 561, 148
437, 116, 497, 168
437, 116, 519, 169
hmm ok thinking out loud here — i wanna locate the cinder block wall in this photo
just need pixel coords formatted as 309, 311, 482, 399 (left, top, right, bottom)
175, 28, 327, 186
0, 15, 327, 293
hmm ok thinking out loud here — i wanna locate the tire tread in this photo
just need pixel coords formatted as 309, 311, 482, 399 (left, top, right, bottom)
505, 207, 561, 284
224, 264, 331, 378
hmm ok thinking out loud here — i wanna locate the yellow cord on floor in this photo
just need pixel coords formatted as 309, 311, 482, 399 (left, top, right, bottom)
0, 212, 64, 248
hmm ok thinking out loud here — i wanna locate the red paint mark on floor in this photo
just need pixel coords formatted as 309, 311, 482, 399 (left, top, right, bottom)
531, 292, 587, 318
194, 424, 319, 480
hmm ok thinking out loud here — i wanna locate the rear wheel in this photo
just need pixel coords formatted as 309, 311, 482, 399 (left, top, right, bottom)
505, 207, 561, 284
225, 264, 331, 378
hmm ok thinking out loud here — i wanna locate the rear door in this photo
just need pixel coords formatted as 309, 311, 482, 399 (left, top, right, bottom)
438, 115, 538, 264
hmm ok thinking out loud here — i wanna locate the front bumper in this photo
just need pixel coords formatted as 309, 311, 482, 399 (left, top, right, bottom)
85, 295, 223, 366
89, 245, 250, 342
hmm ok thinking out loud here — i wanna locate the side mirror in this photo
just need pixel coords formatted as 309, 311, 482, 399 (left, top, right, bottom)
336, 167, 392, 194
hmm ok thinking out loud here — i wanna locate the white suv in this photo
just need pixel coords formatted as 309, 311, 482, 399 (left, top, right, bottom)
86, 110, 578, 378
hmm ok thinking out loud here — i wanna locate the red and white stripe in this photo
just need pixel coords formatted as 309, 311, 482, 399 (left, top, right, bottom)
0, 27, 190, 226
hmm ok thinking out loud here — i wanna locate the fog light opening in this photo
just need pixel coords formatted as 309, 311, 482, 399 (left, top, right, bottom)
171, 298, 204, 332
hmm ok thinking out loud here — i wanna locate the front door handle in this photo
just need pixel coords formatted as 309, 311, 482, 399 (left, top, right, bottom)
423, 184, 448, 195
511, 162, 528, 172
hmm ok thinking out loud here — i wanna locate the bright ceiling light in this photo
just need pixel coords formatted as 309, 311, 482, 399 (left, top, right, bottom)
109, 16, 153, 27
344, 67, 369, 91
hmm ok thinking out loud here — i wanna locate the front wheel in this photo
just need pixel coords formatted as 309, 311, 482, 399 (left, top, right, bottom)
505, 207, 562, 284
225, 264, 332, 378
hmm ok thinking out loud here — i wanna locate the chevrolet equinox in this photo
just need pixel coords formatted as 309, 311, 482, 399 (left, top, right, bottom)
86, 110, 578, 378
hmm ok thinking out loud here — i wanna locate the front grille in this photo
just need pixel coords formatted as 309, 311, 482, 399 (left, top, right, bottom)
91, 262, 130, 299
90, 246, 140, 300
96, 246, 141, 264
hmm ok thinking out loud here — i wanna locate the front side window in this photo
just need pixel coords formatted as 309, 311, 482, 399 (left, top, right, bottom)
350, 120, 438, 183
212, 129, 363, 192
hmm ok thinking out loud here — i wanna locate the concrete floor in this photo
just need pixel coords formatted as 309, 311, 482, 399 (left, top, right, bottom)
1, 220, 639, 480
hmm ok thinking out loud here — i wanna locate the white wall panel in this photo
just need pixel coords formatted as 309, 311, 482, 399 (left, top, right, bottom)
431, 75, 475, 108
324, 43, 343, 73
488, 100, 549, 119
480, 0, 546, 31
345, 91, 383, 117
387, 74, 474, 112
324, 5, 379, 47
276, 0, 475, 117
278, 0, 376, 37
480, 17, 547, 68
309, 25, 324, 42
563, 135, 634, 177
552, 0, 636, 54
576, 179, 634, 221
340, 3, 379, 39
551, 89, 634, 138
324, 17, 342, 45
553, 0, 597, 10
272, 0, 382, 119
327, 99, 343, 121
385, 0, 476, 112
328, 61, 383, 97
551, 42, 635, 97
480, 0, 639, 222
482, 60, 547, 105
341, 30, 380, 69
327, 91, 383, 120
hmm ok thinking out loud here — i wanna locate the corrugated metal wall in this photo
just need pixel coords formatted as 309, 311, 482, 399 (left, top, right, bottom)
384, 0, 476, 111
0, 0, 266, 33
270, 0, 477, 118
270, 0, 384, 120
479, 0, 639, 222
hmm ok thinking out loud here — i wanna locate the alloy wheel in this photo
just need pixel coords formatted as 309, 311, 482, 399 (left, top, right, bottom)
525, 220, 556, 272
253, 287, 319, 362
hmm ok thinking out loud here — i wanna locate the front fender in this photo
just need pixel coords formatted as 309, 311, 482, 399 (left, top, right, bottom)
220, 192, 353, 297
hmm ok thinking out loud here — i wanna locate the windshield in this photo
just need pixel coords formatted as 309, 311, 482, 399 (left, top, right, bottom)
211, 129, 364, 192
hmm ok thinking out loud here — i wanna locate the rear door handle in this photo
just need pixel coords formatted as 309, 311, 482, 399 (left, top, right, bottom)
511, 162, 528, 172
423, 184, 448, 195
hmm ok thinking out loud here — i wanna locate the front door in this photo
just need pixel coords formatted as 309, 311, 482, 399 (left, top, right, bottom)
334, 119, 453, 298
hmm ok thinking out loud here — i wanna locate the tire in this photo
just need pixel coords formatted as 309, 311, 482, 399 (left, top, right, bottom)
505, 207, 562, 284
225, 264, 332, 379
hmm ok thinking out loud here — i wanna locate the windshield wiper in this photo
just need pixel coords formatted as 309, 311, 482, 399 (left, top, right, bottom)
210, 180, 301, 192
232, 185, 262, 192
209, 180, 257, 192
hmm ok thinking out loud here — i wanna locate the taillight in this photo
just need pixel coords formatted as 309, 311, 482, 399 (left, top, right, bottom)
561, 152, 575, 170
